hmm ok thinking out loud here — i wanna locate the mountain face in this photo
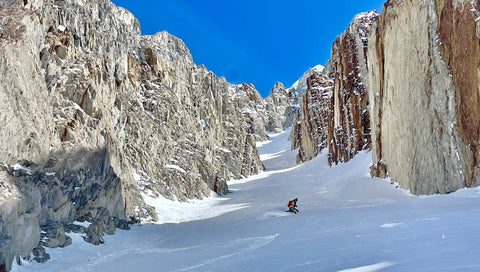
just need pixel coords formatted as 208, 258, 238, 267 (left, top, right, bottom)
294, 0, 480, 196
290, 72, 333, 163
326, 12, 376, 166
264, 82, 298, 132
291, 12, 376, 165
368, 0, 480, 194
0, 0, 295, 270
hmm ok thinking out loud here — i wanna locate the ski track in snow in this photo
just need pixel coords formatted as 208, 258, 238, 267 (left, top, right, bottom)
12, 128, 480, 272
175, 234, 279, 272
380, 222, 404, 228
338, 262, 395, 272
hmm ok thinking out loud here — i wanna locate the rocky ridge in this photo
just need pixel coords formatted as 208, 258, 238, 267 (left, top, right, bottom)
291, 12, 376, 165
326, 11, 376, 166
290, 72, 333, 163
0, 0, 294, 270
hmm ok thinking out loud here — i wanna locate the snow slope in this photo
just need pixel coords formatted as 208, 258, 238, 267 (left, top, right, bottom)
13, 129, 480, 272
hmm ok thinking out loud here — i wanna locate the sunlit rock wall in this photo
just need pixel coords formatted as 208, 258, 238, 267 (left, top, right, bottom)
0, 0, 265, 270
327, 11, 377, 166
368, 0, 478, 194
291, 73, 333, 163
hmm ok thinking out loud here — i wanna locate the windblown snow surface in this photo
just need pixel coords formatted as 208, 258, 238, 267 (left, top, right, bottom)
13, 129, 480, 272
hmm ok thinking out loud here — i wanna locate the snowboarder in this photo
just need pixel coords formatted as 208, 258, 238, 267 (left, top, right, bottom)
287, 198, 299, 214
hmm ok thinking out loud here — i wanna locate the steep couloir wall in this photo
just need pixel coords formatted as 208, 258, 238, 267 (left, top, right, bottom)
291, 73, 333, 163
295, 0, 480, 196
327, 11, 377, 166
292, 12, 376, 166
0, 0, 269, 270
368, 0, 480, 194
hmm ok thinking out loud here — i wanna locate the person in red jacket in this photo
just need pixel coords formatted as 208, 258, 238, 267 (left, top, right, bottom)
288, 198, 299, 214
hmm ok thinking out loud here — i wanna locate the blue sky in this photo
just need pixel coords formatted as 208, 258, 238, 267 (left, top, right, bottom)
111, 0, 385, 97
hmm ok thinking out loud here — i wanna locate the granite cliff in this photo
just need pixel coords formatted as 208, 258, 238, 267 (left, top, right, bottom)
290, 72, 333, 163
291, 12, 376, 165
0, 0, 294, 270
294, 0, 480, 196
326, 12, 376, 166
368, 0, 480, 194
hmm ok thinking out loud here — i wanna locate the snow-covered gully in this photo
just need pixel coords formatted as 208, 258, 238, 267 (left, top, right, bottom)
13, 129, 480, 272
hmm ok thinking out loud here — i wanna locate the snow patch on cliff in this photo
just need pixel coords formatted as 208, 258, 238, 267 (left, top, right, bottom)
290, 64, 325, 95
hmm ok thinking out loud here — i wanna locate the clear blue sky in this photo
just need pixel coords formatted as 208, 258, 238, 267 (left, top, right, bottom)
111, 0, 385, 97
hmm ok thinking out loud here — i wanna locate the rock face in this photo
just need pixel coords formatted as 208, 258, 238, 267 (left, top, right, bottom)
327, 12, 377, 166
291, 73, 333, 163
223, 82, 297, 142
0, 0, 270, 270
294, 0, 480, 196
291, 12, 376, 165
367, 0, 480, 194
264, 82, 297, 133
233, 83, 269, 142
